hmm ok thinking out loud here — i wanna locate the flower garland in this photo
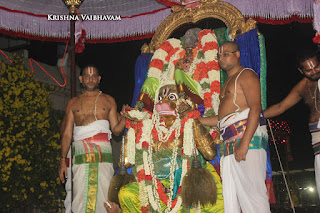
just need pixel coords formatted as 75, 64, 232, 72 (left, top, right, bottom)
131, 108, 200, 212
128, 29, 220, 212
127, 128, 136, 165
149, 30, 220, 116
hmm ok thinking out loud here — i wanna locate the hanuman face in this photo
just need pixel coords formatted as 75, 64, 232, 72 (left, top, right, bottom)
155, 85, 179, 126
155, 85, 178, 116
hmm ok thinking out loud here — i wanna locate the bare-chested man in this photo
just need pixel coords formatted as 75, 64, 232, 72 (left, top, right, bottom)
199, 41, 270, 213
264, 49, 320, 198
58, 66, 127, 213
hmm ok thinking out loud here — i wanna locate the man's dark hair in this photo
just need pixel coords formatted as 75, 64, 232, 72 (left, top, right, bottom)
296, 46, 320, 69
80, 65, 100, 76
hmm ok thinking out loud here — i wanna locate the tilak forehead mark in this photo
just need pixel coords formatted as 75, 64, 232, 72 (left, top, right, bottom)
88, 67, 94, 76
307, 61, 315, 70
162, 87, 170, 97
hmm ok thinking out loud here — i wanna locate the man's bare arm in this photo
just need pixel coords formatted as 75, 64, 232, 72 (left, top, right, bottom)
264, 81, 303, 118
108, 97, 127, 136
198, 116, 218, 127
235, 70, 262, 162
59, 98, 76, 183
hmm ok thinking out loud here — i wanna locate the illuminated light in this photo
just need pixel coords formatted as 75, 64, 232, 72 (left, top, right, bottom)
308, 187, 314, 192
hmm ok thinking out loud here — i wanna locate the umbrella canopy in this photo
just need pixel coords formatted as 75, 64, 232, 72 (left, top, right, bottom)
0, 0, 317, 43
0, 0, 171, 42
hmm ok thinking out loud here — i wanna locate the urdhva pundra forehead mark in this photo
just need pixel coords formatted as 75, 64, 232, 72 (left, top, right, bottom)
307, 61, 315, 70
87, 67, 94, 76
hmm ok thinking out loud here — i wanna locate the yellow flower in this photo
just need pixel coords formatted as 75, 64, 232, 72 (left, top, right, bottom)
30, 187, 34, 193
40, 181, 47, 188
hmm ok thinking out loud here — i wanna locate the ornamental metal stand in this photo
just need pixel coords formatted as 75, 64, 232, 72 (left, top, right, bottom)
62, 1, 85, 212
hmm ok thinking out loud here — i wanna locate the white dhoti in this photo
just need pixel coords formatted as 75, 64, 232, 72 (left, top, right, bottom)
64, 148, 72, 213
310, 122, 320, 199
219, 109, 270, 213
72, 120, 114, 213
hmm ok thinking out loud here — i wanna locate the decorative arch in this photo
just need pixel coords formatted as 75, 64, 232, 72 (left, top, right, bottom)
141, 0, 257, 53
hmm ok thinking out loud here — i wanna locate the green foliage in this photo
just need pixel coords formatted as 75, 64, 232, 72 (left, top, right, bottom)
0, 54, 65, 209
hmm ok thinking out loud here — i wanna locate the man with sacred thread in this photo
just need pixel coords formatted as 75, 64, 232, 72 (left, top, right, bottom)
264, 47, 320, 199
58, 66, 128, 213
199, 41, 271, 213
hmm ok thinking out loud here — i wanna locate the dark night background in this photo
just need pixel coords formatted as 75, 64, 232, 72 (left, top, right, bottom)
24, 21, 317, 172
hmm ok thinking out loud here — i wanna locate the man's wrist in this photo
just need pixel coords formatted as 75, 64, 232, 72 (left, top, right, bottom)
60, 156, 67, 161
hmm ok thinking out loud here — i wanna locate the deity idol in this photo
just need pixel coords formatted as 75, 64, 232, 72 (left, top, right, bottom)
109, 28, 224, 213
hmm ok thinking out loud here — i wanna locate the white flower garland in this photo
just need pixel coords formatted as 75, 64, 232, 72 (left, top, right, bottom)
127, 128, 136, 165
208, 70, 220, 82
137, 119, 152, 149
211, 93, 220, 115
128, 110, 151, 120
183, 118, 194, 156
162, 48, 183, 82
139, 180, 149, 207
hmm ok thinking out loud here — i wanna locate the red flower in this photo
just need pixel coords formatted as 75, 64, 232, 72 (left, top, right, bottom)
196, 62, 206, 72
203, 41, 218, 53
198, 29, 213, 42
142, 141, 149, 149
204, 92, 212, 108
136, 129, 142, 143
152, 127, 159, 141
211, 80, 220, 93
194, 62, 208, 81
206, 60, 220, 71
141, 205, 150, 213
211, 130, 218, 140
181, 149, 184, 155
126, 120, 143, 130
186, 110, 201, 119
160, 41, 175, 54
137, 169, 146, 182
125, 119, 131, 129
166, 47, 180, 62
313, 34, 320, 44
173, 59, 179, 65
145, 175, 152, 181
149, 59, 164, 71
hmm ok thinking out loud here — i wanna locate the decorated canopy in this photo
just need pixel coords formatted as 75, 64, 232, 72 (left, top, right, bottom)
0, 0, 318, 43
